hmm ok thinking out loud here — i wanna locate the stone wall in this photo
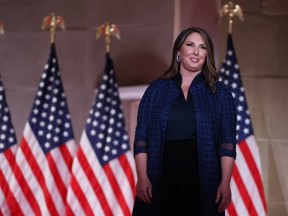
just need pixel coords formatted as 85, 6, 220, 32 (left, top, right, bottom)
0, 0, 287, 215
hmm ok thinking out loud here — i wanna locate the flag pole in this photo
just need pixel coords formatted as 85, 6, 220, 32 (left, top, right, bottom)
219, 1, 244, 33
41, 13, 65, 44
96, 22, 121, 54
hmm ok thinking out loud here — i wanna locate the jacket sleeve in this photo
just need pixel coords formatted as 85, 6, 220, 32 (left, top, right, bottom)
218, 87, 237, 159
133, 82, 156, 156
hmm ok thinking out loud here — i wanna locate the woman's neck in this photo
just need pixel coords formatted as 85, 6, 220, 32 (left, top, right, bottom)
180, 70, 200, 86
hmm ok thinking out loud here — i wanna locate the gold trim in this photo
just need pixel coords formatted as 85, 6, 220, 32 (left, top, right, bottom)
219, 2, 244, 33
42, 13, 65, 44
96, 22, 121, 53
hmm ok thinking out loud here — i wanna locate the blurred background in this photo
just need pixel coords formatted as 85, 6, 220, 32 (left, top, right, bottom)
0, 0, 287, 215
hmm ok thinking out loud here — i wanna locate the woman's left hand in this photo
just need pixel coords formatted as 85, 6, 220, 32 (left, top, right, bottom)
215, 181, 231, 213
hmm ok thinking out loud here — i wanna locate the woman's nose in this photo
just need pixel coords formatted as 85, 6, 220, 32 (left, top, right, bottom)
192, 47, 199, 55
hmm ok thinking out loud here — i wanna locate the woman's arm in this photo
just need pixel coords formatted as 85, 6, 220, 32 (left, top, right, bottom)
215, 156, 235, 213
216, 85, 237, 212
135, 153, 152, 204
133, 81, 158, 204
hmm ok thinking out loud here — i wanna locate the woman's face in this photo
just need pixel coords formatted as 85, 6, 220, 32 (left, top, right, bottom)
178, 32, 207, 73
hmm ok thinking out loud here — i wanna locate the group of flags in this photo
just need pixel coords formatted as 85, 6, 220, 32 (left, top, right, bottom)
0, 43, 136, 216
1, 33, 267, 216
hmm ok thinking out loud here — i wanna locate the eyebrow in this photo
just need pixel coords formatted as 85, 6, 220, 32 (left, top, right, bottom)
185, 41, 206, 46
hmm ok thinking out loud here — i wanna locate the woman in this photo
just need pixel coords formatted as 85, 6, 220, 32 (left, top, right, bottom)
132, 27, 236, 216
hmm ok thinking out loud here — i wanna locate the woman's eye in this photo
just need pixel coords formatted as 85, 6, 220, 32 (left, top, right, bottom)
200, 46, 207, 50
186, 43, 194, 47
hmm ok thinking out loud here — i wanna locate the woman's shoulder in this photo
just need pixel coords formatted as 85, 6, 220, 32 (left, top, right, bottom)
139, 78, 173, 104
146, 77, 173, 91
139, 77, 171, 99
216, 81, 232, 94
215, 81, 235, 104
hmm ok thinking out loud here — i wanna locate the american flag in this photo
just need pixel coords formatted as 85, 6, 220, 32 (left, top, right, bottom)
6, 44, 76, 215
0, 79, 18, 216
219, 34, 267, 216
65, 54, 136, 216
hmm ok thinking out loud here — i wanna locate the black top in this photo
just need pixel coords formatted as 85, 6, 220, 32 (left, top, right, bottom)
165, 72, 202, 141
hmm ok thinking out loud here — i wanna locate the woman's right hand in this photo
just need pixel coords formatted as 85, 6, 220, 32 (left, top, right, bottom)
136, 175, 153, 204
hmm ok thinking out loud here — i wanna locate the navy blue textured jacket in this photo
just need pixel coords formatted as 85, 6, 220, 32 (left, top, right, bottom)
133, 73, 237, 216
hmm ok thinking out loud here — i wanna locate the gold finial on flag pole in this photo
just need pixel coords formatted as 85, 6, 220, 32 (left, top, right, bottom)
42, 13, 65, 44
0, 21, 4, 35
96, 22, 121, 53
219, 2, 244, 33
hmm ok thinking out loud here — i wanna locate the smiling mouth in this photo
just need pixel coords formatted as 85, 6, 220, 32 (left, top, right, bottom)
190, 58, 199, 63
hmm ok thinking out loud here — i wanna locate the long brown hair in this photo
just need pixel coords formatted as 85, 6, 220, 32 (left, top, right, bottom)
161, 27, 218, 93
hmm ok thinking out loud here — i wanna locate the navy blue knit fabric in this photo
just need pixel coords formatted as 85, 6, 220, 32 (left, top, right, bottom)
133, 73, 237, 216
